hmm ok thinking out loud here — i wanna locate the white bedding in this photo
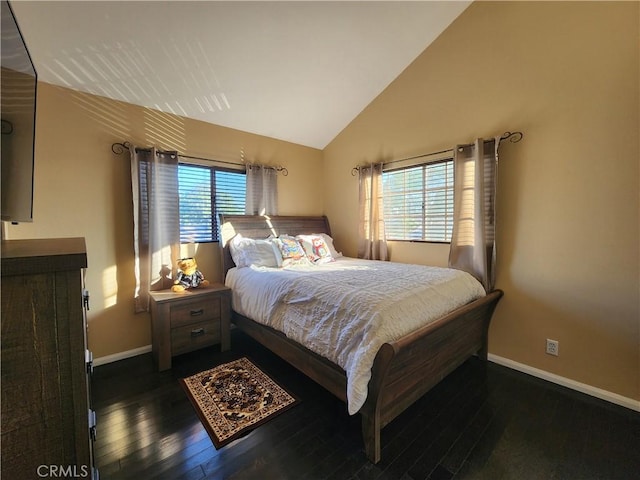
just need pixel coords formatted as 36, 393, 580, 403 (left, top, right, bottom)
225, 257, 486, 415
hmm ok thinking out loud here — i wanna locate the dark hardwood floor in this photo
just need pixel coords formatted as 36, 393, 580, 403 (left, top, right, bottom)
93, 329, 639, 480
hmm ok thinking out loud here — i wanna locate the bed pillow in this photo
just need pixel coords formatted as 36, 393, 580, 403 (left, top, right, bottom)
229, 233, 281, 268
296, 234, 334, 264
273, 235, 312, 267
318, 233, 343, 259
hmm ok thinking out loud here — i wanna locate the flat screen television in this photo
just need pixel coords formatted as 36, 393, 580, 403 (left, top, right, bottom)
1, 0, 37, 223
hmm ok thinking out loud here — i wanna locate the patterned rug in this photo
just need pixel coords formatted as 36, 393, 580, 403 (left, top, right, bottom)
180, 357, 299, 448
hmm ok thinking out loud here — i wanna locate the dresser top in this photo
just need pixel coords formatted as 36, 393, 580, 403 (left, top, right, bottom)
1, 237, 87, 276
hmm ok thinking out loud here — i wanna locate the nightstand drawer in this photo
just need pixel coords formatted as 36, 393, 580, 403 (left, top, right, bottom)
171, 297, 221, 328
171, 320, 221, 356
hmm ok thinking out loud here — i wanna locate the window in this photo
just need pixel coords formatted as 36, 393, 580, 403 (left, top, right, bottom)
178, 164, 246, 243
383, 159, 454, 242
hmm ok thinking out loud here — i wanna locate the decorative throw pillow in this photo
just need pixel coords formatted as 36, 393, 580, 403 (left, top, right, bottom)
273, 235, 311, 267
318, 233, 343, 259
296, 234, 334, 264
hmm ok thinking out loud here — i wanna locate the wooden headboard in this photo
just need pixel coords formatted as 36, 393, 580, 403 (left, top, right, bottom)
219, 215, 331, 279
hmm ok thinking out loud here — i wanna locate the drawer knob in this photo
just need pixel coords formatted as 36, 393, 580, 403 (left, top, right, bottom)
191, 328, 205, 337
190, 308, 204, 316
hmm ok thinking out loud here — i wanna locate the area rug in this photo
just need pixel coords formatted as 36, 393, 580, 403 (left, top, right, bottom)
180, 357, 299, 448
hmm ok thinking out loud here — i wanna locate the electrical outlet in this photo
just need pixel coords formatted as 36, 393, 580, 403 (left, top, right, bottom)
546, 339, 559, 356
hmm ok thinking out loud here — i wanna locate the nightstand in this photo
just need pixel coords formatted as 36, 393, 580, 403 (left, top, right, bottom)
149, 284, 231, 371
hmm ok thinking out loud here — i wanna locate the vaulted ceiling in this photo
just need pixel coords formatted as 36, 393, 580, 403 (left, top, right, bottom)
10, 1, 470, 149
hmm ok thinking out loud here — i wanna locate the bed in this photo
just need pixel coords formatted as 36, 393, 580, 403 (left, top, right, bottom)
219, 214, 503, 463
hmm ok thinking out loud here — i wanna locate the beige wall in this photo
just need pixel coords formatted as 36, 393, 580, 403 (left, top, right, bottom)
5, 83, 323, 358
324, 1, 639, 401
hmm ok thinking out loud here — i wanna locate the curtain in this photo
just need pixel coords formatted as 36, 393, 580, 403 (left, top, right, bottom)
357, 163, 388, 260
130, 146, 180, 312
448, 137, 500, 292
245, 165, 278, 215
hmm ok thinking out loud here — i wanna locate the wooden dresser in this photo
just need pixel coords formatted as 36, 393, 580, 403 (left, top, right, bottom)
1, 237, 97, 479
149, 284, 231, 371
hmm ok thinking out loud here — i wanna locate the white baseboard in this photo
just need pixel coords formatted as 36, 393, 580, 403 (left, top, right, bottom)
93, 345, 152, 367
488, 353, 640, 413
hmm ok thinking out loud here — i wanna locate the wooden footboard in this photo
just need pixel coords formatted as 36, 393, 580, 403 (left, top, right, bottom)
360, 289, 503, 463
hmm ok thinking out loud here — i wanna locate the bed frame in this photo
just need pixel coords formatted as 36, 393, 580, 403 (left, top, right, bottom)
219, 214, 503, 463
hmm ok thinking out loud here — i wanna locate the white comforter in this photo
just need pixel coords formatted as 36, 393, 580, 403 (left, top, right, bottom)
225, 257, 485, 414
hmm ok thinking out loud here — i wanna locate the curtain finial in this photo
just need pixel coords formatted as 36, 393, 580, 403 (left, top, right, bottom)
500, 131, 523, 143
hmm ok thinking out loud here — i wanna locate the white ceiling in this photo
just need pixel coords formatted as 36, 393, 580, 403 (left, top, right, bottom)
10, 1, 470, 149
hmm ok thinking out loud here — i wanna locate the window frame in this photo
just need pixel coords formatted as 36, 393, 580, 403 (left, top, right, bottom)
382, 157, 454, 244
177, 162, 246, 243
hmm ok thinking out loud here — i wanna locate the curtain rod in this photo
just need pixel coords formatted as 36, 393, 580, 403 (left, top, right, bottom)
350, 131, 523, 176
111, 141, 289, 176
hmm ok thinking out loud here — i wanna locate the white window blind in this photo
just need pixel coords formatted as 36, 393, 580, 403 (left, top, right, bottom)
178, 164, 246, 243
383, 159, 454, 242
